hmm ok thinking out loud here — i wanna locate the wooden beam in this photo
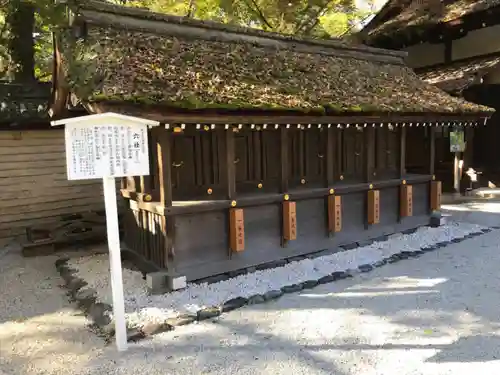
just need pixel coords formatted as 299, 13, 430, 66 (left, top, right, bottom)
280, 127, 289, 193
326, 127, 335, 186
365, 127, 375, 181
92, 102, 491, 126
400, 127, 406, 178
156, 129, 173, 206
429, 127, 435, 176
225, 129, 236, 199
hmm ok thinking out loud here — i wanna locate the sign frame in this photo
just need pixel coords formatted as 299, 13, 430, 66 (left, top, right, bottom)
52, 112, 160, 352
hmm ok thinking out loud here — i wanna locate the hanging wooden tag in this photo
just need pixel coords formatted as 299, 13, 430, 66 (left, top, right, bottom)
400, 185, 413, 217
328, 195, 342, 233
229, 208, 245, 252
283, 201, 297, 240
368, 190, 380, 225
430, 181, 442, 211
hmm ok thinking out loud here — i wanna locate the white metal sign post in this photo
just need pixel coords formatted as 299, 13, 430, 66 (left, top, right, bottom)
52, 113, 160, 351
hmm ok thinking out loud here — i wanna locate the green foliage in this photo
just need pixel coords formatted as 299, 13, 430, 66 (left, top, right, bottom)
113, 0, 373, 37
1, 0, 374, 81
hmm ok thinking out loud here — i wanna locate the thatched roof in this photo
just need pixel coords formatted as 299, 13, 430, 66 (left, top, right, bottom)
0, 82, 51, 124
418, 55, 500, 94
60, 0, 492, 118
364, 0, 500, 43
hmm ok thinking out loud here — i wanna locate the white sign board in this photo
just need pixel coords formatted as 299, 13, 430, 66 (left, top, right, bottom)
65, 123, 149, 180
52, 113, 160, 352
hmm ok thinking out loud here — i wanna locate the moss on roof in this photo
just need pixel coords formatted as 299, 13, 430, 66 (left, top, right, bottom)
60, 1, 493, 116
418, 55, 500, 94
0, 82, 50, 124
365, 0, 500, 42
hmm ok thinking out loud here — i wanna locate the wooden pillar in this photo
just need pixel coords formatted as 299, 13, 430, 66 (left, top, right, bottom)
280, 127, 289, 193
326, 128, 335, 186
225, 129, 236, 199
429, 127, 435, 176
280, 127, 290, 246
156, 129, 173, 206
431, 180, 442, 211
141, 129, 156, 197
400, 127, 407, 178
365, 127, 375, 182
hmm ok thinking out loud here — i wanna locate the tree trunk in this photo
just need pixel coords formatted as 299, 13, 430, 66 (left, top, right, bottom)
7, 0, 36, 82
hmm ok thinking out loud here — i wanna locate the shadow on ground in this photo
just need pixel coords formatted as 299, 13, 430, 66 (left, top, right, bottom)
3, 203, 500, 374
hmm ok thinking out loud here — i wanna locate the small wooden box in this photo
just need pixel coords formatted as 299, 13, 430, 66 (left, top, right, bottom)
430, 181, 442, 211
328, 195, 342, 233
400, 185, 413, 217
229, 208, 245, 252
283, 201, 297, 240
367, 190, 380, 225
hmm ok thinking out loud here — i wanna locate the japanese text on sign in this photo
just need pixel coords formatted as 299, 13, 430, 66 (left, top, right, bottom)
65, 123, 150, 180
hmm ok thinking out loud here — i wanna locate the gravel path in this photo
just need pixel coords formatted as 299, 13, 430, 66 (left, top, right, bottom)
0, 245, 105, 375
2, 204, 500, 374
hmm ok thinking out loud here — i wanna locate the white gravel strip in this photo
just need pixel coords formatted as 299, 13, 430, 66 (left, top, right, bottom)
68, 221, 485, 328
0, 248, 104, 375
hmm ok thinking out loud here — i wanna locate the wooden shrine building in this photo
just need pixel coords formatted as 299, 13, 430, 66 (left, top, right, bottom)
361, 0, 500, 192
54, 1, 492, 281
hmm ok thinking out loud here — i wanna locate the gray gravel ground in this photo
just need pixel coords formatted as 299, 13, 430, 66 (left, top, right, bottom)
2, 203, 500, 375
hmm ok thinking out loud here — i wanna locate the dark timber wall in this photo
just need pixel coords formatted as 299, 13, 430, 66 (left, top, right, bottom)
121, 123, 438, 281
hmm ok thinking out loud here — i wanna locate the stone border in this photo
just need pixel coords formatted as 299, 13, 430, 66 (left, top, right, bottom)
55, 226, 497, 344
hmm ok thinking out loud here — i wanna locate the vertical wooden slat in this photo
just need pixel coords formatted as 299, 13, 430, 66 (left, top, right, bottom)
429, 127, 436, 175
211, 132, 219, 184
400, 184, 413, 217
157, 130, 173, 206
253, 132, 262, 182
327, 195, 342, 233
160, 215, 168, 268
365, 127, 375, 181
280, 127, 289, 192
283, 201, 297, 240
280, 128, 290, 247
229, 208, 245, 252
367, 190, 380, 225
400, 127, 407, 178
225, 129, 236, 199
326, 128, 334, 186
431, 181, 442, 211
337, 129, 343, 179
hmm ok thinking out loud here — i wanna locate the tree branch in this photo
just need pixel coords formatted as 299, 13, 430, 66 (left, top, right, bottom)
242, 0, 274, 30
296, 0, 335, 35
186, 0, 196, 18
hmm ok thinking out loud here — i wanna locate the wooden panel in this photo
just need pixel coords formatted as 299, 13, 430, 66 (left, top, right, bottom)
173, 192, 432, 282
400, 185, 413, 217
328, 195, 342, 233
283, 201, 297, 240
340, 128, 365, 182
288, 128, 325, 187
0, 129, 118, 240
430, 181, 442, 211
367, 190, 380, 225
229, 208, 245, 252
